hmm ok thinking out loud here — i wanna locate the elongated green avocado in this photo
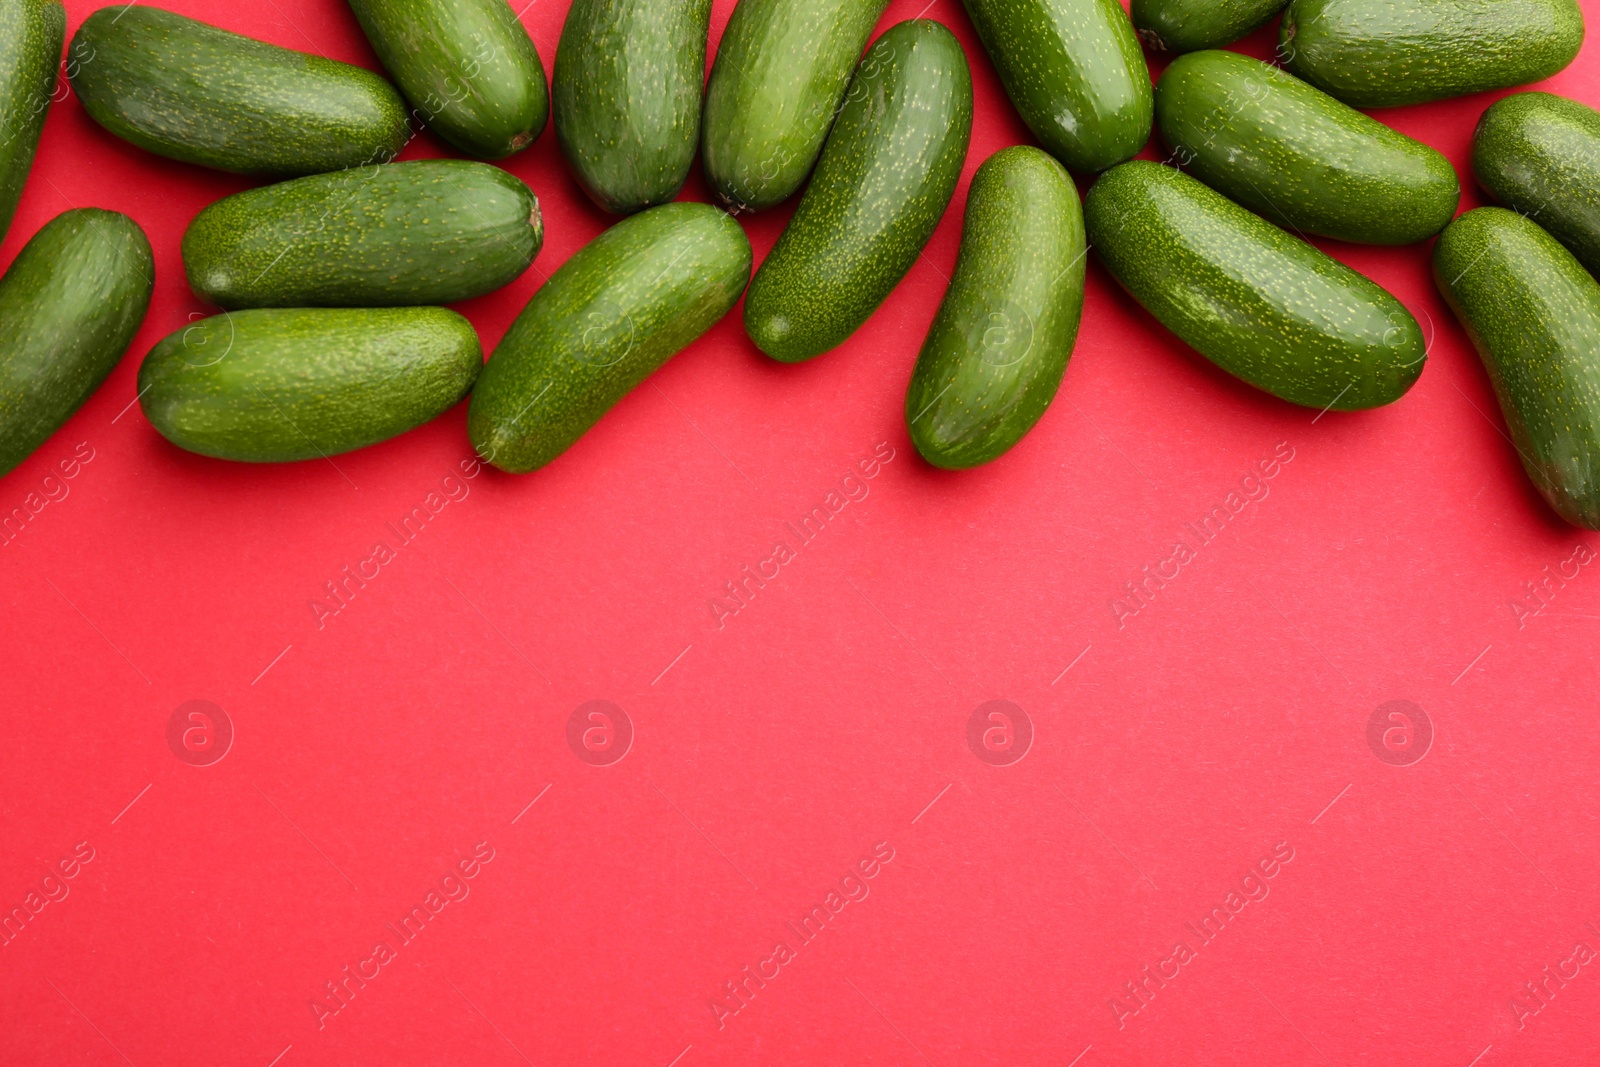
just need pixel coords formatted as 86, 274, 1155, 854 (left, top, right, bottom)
139, 308, 481, 462
1473, 92, 1600, 278
744, 19, 973, 363
469, 202, 752, 474
0, 209, 154, 476
1132, 0, 1287, 52
553, 0, 711, 214
1280, 0, 1585, 109
959, 0, 1151, 173
0, 0, 64, 245
1084, 161, 1425, 409
906, 147, 1085, 469
67, 5, 410, 176
182, 160, 543, 308
1156, 50, 1459, 245
1435, 208, 1600, 529
701, 0, 889, 213
346, 0, 547, 159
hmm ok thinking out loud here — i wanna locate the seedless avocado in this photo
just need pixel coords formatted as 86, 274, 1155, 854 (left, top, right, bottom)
1473, 92, 1600, 278
0, 210, 154, 476
1132, 0, 1287, 53
1435, 208, 1600, 529
0, 0, 64, 245
67, 5, 410, 176
1280, 0, 1586, 109
960, 0, 1152, 173
346, 0, 548, 159
906, 147, 1086, 469
469, 202, 752, 474
553, 0, 711, 214
744, 19, 973, 363
1085, 161, 1426, 410
1156, 50, 1459, 244
182, 160, 543, 308
139, 308, 481, 463
701, 0, 889, 214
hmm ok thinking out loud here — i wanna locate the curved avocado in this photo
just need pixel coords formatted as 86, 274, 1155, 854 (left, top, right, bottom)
744, 19, 973, 363
1435, 207, 1600, 529
0, 0, 65, 245
346, 0, 548, 159
1473, 92, 1600, 278
0, 209, 154, 476
905, 146, 1086, 469
468, 202, 753, 474
1280, 0, 1585, 109
701, 0, 889, 214
182, 160, 543, 308
67, 5, 410, 176
1156, 49, 1459, 244
1084, 161, 1426, 410
1132, 0, 1287, 53
553, 0, 711, 214
139, 307, 481, 462
959, 0, 1152, 173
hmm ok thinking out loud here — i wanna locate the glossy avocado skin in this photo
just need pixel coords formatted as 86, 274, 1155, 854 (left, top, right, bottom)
744, 19, 973, 363
1156, 49, 1459, 244
1084, 161, 1426, 410
906, 147, 1086, 469
1435, 207, 1600, 529
701, 0, 890, 214
553, 0, 711, 215
960, 0, 1152, 173
67, 5, 410, 176
182, 160, 543, 308
1132, 0, 1287, 53
469, 203, 753, 474
1473, 92, 1600, 278
0, 0, 65, 245
1280, 0, 1586, 109
347, 0, 548, 159
0, 210, 154, 476
139, 308, 482, 463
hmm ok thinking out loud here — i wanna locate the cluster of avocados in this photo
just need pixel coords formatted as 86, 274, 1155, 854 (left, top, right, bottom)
0, 0, 1598, 530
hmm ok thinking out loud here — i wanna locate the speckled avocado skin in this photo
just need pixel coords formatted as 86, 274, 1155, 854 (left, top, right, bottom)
0, 209, 153, 476
1435, 208, 1600, 529
1473, 92, 1600, 279
0, 0, 64, 245
743, 19, 973, 364
1156, 50, 1459, 245
182, 160, 543, 309
68, 6, 410, 176
701, 0, 890, 214
139, 307, 481, 463
906, 147, 1085, 469
1085, 161, 1426, 410
553, 0, 710, 215
469, 202, 752, 474
1132, 0, 1287, 53
959, 0, 1151, 173
347, 0, 548, 160
1280, 0, 1585, 109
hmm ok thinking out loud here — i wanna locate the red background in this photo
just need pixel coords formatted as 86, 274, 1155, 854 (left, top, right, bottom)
3, 1, 1599, 1064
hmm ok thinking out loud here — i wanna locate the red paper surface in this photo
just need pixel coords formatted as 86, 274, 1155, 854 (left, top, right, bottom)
4, 1, 1600, 1064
